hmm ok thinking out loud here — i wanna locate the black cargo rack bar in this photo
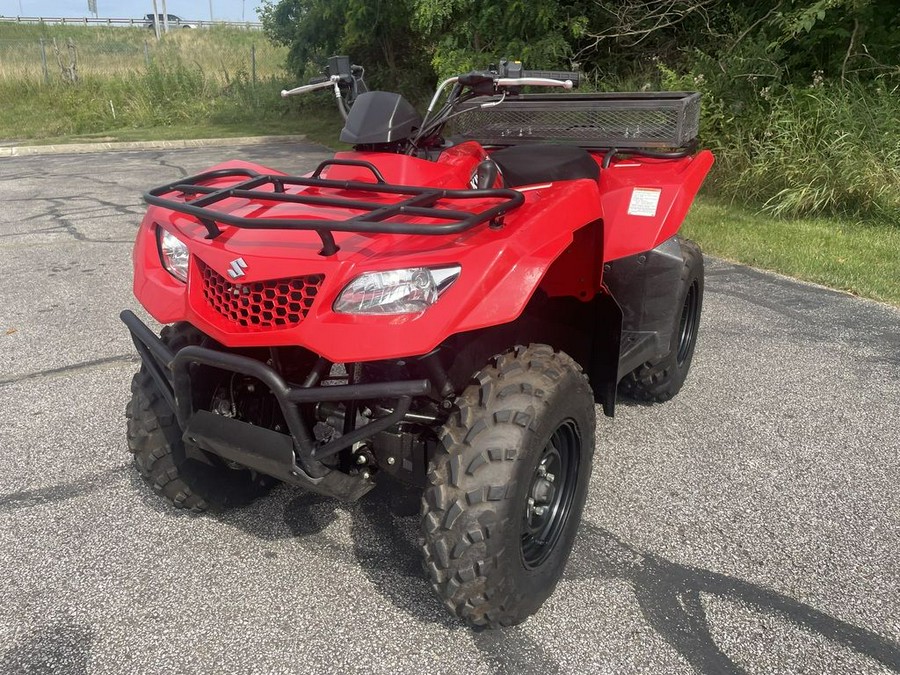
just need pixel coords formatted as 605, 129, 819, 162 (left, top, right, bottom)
144, 161, 525, 256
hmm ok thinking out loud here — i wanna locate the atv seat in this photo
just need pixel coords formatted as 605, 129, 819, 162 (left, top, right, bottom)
489, 144, 600, 188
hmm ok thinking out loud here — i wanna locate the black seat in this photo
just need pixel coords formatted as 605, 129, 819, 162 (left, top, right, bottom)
489, 144, 600, 187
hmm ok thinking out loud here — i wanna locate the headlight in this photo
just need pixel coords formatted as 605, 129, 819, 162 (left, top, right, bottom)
156, 226, 189, 282
334, 266, 461, 315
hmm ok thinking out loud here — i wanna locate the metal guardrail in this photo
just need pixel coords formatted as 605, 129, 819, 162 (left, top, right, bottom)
0, 16, 263, 29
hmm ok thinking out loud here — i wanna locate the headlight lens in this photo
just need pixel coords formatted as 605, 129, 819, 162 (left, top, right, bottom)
334, 266, 461, 315
157, 227, 189, 282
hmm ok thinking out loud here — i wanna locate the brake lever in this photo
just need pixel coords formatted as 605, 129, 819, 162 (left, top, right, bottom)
280, 76, 340, 98
495, 77, 573, 90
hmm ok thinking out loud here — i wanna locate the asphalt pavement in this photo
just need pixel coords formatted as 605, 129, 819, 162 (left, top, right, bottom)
0, 143, 898, 674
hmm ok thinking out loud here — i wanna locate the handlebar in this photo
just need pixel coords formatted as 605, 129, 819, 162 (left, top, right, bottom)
426, 74, 575, 114
284, 56, 583, 151
496, 77, 573, 89
280, 77, 338, 98
522, 70, 580, 87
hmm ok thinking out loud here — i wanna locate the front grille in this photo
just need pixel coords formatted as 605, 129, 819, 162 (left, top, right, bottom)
197, 260, 323, 329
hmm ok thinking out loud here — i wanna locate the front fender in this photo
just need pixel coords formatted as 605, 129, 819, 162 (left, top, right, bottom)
134, 169, 603, 363
291, 179, 604, 361
451, 179, 603, 332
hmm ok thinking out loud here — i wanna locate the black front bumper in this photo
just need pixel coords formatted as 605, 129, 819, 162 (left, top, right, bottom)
120, 310, 431, 501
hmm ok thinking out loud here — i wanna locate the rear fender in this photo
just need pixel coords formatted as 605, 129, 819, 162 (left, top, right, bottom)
600, 150, 714, 261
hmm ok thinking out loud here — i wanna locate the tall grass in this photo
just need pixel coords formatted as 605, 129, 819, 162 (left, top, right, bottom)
0, 71, 319, 139
717, 83, 900, 222
658, 63, 900, 223
0, 24, 317, 140
0, 24, 287, 83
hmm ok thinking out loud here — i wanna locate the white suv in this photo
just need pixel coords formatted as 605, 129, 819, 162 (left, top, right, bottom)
144, 14, 199, 29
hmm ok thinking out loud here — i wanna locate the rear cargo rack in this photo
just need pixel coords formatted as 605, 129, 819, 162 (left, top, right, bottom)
144, 161, 525, 256
448, 92, 701, 150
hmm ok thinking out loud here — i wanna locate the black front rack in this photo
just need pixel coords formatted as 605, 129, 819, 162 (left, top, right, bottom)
144, 160, 525, 256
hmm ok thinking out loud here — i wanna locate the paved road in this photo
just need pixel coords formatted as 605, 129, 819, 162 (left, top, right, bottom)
1, 144, 898, 674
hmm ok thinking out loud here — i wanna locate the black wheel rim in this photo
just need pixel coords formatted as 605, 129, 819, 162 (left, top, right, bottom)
521, 420, 581, 569
676, 280, 700, 367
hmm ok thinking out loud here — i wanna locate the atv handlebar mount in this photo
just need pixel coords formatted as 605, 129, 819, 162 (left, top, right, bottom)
425, 74, 575, 116
281, 56, 368, 119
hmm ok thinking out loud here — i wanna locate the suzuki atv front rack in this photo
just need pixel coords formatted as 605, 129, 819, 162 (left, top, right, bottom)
144, 160, 525, 256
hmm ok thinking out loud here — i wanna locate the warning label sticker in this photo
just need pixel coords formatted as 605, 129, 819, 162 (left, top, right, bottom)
627, 188, 662, 217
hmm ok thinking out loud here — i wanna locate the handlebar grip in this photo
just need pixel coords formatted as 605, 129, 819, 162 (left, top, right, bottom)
522, 70, 580, 87
458, 72, 495, 87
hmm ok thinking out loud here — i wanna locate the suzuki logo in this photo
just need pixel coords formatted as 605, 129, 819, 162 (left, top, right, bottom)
227, 257, 248, 279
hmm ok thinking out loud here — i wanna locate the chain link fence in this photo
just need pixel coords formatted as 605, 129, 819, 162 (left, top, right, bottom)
0, 29, 288, 85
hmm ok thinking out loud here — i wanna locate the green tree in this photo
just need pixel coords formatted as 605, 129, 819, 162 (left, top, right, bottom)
259, 0, 433, 93
412, 0, 591, 78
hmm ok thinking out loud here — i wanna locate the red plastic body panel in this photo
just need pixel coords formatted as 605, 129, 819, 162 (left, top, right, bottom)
132, 146, 712, 362
598, 150, 715, 260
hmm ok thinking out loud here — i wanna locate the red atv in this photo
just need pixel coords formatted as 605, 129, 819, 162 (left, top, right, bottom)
121, 56, 713, 628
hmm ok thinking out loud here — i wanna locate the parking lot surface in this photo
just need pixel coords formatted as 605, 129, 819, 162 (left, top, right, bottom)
1, 143, 898, 674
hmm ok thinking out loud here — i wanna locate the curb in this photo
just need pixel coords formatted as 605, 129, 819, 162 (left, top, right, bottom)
0, 135, 310, 157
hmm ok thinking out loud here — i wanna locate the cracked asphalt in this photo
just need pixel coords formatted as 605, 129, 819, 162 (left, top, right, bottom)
1, 142, 898, 674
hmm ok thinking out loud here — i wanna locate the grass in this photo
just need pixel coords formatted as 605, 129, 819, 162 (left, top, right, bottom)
0, 23, 302, 142
711, 84, 900, 223
683, 195, 900, 306
0, 24, 285, 82
0, 23, 349, 145
1, 110, 346, 147
0, 74, 329, 141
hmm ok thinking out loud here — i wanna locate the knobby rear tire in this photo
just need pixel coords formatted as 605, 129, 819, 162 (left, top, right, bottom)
619, 237, 704, 403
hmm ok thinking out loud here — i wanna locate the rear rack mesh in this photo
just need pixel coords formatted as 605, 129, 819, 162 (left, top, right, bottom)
448, 92, 700, 149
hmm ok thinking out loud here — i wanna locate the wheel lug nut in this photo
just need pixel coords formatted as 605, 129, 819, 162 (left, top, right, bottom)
546, 473, 555, 483
533, 506, 547, 516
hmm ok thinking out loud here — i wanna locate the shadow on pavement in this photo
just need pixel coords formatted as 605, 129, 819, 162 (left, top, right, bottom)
565, 523, 900, 674
281, 483, 564, 673
4, 472, 898, 674
0, 621, 93, 675
275, 480, 900, 674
